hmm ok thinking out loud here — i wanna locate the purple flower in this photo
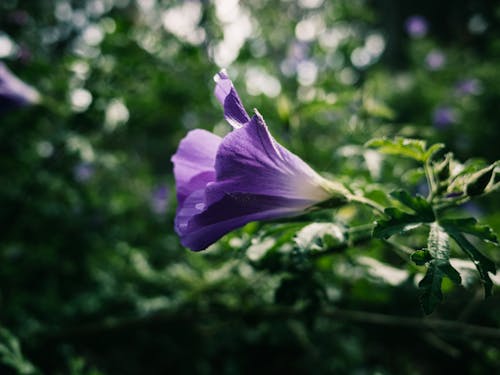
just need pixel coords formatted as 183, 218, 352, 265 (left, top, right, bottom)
405, 16, 428, 38
0, 62, 39, 114
432, 106, 456, 129
151, 184, 169, 215
73, 162, 95, 182
171, 71, 345, 251
455, 78, 482, 96
425, 50, 445, 70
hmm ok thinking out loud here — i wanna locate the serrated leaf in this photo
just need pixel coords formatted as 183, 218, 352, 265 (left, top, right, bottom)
411, 249, 433, 265
390, 190, 434, 220
427, 222, 450, 261
366, 137, 427, 161
419, 224, 461, 314
419, 261, 444, 314
440, 218, 498, 244
373, 208, 426, 239
295, 223, 346, 252
419, 260, 462, 314
373, 191, 435, 240
366, 137, 444, 163
436, 262, 462, 285
446, 229, 496, 297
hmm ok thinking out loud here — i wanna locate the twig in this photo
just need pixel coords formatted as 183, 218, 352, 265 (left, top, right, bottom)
38, 306, 500, 341
325, 309, 500, 339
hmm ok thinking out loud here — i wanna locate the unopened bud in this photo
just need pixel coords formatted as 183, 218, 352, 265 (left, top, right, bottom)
465, 164, 496, 196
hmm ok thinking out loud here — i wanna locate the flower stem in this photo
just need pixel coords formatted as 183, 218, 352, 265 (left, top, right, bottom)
321, 179, 386, 216
347, 194, 387, 216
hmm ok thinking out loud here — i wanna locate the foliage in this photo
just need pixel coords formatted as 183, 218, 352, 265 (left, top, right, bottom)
0, 328, 38, 375
1, 0, 500, 374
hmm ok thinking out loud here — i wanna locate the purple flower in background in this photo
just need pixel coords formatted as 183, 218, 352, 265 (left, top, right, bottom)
462, 202, 483, 218
151, 184, 169, 215
425, 50, 445, 70
0, 62, 39, 114
9, 10, 29, 26
171, 71, 345, 251
433, 106, 456, 129
73, 162, 95, 182
455, 78, 482, 96
16, 46, 33, 64
416, 181, 429, 197
405, 15, 428, 38
281, 41, 310, 76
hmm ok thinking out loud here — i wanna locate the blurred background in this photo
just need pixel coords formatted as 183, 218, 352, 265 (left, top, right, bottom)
1, 0, 500, 374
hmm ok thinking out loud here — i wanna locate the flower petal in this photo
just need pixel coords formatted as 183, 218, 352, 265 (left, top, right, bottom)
206, 111, 331, 205
214, 70, 251, 128
0, 62, 39, 113
171, 129, 221, 207
175, 191, 313, 251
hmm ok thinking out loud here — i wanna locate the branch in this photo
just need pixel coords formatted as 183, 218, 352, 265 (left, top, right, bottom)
330, 309, 500, 339
39, 307, 500, 341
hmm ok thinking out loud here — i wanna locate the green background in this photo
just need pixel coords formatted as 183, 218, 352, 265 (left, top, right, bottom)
1, 0, 499, 374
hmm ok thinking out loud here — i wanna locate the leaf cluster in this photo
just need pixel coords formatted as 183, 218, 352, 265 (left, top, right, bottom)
369, 137, 499, 313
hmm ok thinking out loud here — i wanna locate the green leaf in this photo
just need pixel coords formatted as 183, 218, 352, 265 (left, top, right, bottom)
411, 249, 433, 265
436, 262, 462, 285
401, 167, 426, 186
427, 222, 451, 261
424, 143, 446, 161
390, 190, 434, 221
0, 327, 37, 375
363, 97, 395, 120
373, 190, 434, 239
440, 217, 498, 244
374, 208, 426, 239
419, 261, 444, 314
366, 137, 444, 163
419, 260, 462, 314
445, 230, 496, 297
366, 137, 426, 161
295, 223, 346, 252
418, 224, 461, 314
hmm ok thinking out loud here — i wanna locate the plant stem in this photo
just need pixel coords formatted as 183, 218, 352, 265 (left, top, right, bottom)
348, 223, 375, 234
424, 160, 437, 201
347, 194, 387, 216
